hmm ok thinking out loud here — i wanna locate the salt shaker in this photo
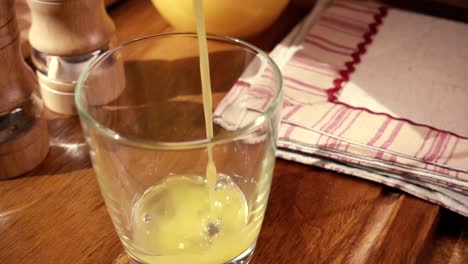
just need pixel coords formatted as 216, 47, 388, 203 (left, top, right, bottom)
27, 0, 124, 115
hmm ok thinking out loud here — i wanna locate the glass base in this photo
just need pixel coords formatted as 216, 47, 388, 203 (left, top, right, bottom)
128, 240, 256, 264
226, 240, 256, 264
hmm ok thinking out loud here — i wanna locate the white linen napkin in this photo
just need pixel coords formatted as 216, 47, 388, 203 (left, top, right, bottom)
214, 0, 468, 216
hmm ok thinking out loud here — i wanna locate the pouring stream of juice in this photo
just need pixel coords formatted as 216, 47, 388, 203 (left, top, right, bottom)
193, 0, 218, 227
128, 2, 263, 262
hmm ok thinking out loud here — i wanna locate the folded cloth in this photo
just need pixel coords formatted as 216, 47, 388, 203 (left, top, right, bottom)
214, 0, 468, 216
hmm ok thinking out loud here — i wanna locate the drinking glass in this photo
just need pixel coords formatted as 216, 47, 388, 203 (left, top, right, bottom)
76, 33, 283, 264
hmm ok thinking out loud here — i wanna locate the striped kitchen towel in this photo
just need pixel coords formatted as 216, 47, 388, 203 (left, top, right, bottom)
214, 0, 468, 216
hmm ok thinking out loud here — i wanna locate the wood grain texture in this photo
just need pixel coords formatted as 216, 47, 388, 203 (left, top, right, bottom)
427, 210, 468, 264
0, 0, 465, 263
249, 161, 439, 264
0, 111, 122, 263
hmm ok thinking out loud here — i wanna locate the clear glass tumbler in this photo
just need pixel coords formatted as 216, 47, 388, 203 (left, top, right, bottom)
76, 33, 283, 264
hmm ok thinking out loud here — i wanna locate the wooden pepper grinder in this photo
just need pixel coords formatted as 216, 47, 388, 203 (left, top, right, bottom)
27, 0, 125, 115
0, 0, 49, 180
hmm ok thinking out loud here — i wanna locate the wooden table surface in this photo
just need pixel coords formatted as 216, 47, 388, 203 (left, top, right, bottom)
1, 1, 467, 263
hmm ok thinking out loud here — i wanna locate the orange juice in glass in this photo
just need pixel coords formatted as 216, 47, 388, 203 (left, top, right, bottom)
76, 33, 283, 263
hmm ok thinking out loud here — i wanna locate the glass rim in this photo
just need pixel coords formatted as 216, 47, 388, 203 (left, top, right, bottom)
75, 32, 283, 150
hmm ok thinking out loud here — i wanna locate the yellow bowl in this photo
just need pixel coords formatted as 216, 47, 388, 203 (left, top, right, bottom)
151, 0, 289, 38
